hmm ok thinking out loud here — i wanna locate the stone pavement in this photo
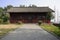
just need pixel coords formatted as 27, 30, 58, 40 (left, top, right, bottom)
0, 24, 59, 40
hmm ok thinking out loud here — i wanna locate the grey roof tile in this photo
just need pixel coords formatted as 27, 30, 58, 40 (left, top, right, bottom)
7, 7, 54, 12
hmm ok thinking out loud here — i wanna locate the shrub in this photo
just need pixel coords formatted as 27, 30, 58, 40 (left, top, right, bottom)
17, 21, 23, 24
0, 19, 3, 24
38, 21, 42, 25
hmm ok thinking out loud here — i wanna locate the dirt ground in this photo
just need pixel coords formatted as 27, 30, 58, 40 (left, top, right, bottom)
0, 24, 20, 29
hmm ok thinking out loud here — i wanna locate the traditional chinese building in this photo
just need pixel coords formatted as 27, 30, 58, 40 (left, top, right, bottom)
7, 7, 54, 23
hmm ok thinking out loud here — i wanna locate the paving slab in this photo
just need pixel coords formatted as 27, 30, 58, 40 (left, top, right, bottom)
0, 24, 59, 40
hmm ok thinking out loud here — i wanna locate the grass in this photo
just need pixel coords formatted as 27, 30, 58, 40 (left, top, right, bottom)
0, 24, 21, 38
0, 29, 15, 36
40, 23, 60, 37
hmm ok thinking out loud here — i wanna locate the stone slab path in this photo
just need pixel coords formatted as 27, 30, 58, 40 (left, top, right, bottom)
0, 24, 59, 40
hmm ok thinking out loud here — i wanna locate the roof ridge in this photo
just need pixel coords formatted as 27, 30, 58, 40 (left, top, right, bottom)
12, 6, 49, 8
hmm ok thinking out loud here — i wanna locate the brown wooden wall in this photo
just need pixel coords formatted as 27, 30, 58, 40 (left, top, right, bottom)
9, 12, 50, 23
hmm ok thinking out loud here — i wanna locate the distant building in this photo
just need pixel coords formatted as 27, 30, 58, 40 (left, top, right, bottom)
7, 7, 54, 23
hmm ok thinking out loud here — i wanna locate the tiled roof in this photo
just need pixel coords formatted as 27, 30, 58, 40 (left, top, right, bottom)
7, 7, 54, 12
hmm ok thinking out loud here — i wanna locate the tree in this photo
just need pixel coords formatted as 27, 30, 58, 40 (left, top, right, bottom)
4, 5, 13, 11
0, 5, 13, 23
46, 12, 54, 20
31, 5, 37, 7
0, 5, 13, 24
28, 4, 37, 7
0, 7, 4, 23
0, 7, 4, 18
3, 5, 13, 23
0, 7, 4, 12
20, 5, 25, 7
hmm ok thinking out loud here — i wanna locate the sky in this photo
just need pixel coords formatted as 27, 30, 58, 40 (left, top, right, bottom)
0, 0, 60, 23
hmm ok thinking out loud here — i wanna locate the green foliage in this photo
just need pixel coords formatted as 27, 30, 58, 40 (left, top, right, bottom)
0, 5, 12, 24
46, 12, 51, 20
0, 19, 3, 23
0, 7, 4, 12
41, 23, 60, 37
16, 21, 23, 24
20, 5, 25, 7
19, 5, 37, 7
28, 4, 37, 7
2, 15, 8, 22
38, 21, 42, 25
46, 12, 54, 20
4, 5, 13, 11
